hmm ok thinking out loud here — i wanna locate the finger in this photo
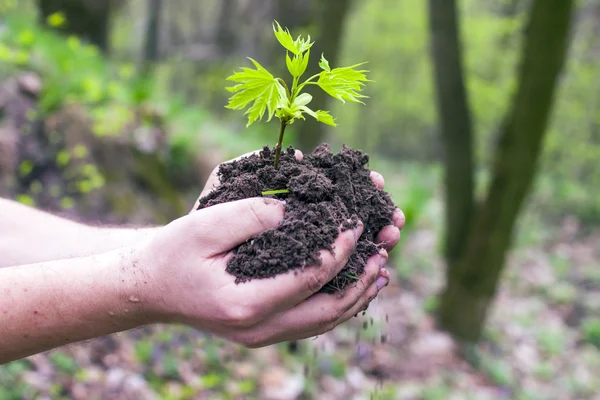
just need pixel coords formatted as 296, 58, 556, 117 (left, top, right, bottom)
370, 171, 385, 190
286, 270, 389, 344
393, 208, 406, 230
238, 251, 385, 346
376, 208, 405, 251
240, 222, 364, 317
190, 197, 285, 256
194, 149, 304, 210
259, 275, 388, 347
376, 225, 401, 251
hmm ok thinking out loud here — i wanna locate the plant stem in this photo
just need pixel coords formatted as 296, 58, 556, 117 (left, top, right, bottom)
274, 119, 289, 169
296, 73, 321, 92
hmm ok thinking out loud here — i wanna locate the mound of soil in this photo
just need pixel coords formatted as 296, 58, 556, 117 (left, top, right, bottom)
196, 144, 396, 293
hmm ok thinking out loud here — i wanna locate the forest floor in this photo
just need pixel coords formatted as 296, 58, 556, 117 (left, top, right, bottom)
1, 169, 599, 400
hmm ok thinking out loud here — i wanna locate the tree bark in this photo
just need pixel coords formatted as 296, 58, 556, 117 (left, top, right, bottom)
295, 0, 352, 152
37, 0, 113, 54
428, 0, 475, 267
437, 0, 574, 341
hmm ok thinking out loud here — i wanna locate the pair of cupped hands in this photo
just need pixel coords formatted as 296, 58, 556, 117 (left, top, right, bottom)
134, 150, 404, 348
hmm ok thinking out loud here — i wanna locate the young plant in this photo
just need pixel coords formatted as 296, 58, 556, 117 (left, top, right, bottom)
225, 21, 371, 169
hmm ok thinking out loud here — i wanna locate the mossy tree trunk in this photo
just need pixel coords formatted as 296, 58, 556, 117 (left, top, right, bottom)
295, 0, 352, 152
430, 0, 574, 341
38, 0, 113, 54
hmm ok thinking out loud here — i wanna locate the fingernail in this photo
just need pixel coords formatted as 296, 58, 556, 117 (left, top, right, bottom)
353, 221, 364, 242
376, 276, 389, 291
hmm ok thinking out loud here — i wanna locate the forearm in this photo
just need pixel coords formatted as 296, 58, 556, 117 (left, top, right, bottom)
0, 249, 147, 364
0, 198, 159, 267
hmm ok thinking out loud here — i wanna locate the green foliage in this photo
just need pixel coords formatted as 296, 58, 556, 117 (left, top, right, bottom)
581, 318, 600, 349
48, 351, 78, 375
0, 10, 156, 138
225, 21, 370, 130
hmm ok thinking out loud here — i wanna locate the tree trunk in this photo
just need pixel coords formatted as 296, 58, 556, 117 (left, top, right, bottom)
295, 0, 352, 152
143, 0, 162, 68
38, 0, 113, 54
437, 0, 574, 341
428, 0, 475, 267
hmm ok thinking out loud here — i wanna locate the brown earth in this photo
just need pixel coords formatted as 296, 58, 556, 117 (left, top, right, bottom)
197, 144, 397, 293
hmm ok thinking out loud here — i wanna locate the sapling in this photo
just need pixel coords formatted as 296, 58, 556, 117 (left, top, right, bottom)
225, 21, 371, 169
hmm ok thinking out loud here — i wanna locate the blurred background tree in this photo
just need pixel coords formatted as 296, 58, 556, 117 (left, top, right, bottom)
1, 0, 599, 398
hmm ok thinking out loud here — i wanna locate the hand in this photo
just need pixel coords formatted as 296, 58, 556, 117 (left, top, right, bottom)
192, 150, 406, 253
131, 197, 388, 347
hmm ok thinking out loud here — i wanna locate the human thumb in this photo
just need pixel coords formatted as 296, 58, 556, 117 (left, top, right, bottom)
189, 197, 285, 256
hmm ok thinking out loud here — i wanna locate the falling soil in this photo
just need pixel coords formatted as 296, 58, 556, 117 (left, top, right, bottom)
197, 144, 396, 293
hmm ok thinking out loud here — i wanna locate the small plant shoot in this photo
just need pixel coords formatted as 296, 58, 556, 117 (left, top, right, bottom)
225, 21, 371, 169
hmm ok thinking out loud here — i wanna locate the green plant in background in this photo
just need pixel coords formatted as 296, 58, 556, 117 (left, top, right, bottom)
225, 21, 371, 169
581, 318, 600, 349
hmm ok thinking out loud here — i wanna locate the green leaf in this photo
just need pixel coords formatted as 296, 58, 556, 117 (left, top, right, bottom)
297, 106, 337, 127
319, 54, 331, 72
316, 110, 337, 126
273, 21, 298, 55
225, 58, 287, 126
286, 49, 310, 78
318, 63, 371, 104
286, 52, 295, 76
298, 49, 310, 77
294, 35, 313, 54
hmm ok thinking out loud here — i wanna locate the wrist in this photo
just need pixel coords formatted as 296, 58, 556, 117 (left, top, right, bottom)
103, 245, 158, 329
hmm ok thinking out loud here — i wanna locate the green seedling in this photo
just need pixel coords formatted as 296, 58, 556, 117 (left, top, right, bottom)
341, 272, 360, 281
225, 21, 371, 169
261, 189, 290, 196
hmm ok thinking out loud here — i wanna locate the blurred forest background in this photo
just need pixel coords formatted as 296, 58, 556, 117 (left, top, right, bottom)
1, 0, 599, 399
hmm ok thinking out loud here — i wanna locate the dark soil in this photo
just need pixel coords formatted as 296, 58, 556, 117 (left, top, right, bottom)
196, 144, 396, 293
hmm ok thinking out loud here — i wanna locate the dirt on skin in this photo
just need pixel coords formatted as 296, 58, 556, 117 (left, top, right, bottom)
196, 144, 396, 293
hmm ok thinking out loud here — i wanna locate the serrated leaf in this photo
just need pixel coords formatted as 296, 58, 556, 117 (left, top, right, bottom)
315, 110, 337, 126
297, 49, 310, 77
318, 62, 371, 104
294, 34, 313, 54
273, 21, 298, 55
286, 49, 310, 79
319, 54, 331, 72
225, 58, 287, 126
298, 106, 337, 127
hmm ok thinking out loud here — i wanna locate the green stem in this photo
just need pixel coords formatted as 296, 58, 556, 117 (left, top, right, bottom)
291, 76, 299, 100
296, 74, 321, 92
277, 78, 291, 98
274, 119, 289, 169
